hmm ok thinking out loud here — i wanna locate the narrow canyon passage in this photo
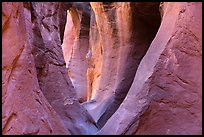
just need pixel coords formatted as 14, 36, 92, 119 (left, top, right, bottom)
2, 2, 202, 135
62, 2, 91, 103
61, 2, 161, 129
89, 2, 162, 128
30, 2, 97, 135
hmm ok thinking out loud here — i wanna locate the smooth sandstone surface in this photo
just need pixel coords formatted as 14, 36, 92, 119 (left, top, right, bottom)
81, 2, 161, 128
2, 2, 202, 135
98, 2, 202, 135
2, 2, 97, 135
2, 2, 70, 135
30, 2, 97, 134
62, 3, 90, 103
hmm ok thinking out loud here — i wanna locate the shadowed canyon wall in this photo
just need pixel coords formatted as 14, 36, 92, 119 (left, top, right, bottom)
87, 2, 161, 128
62, 2, 91, 103
2, 2, 97, 135
98, 2, 202, 135
2, 2, 70, 135
29, 2, 97, 134
2, 2, 202, 135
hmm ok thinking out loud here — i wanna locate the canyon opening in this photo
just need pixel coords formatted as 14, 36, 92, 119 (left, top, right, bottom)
2, 2, 202, 135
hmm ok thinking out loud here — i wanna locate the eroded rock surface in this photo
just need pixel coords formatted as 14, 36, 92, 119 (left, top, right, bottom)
30, 2, 97, 134
2, 2, 70, 135
98, 2, 202, 135
2, 2, 98, 135
62, 2, 91, 103
2, 2, 202, 135
82, 2, 161, 128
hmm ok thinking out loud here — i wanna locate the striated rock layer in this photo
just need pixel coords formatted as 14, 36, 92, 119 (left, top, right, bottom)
30, 2, 97, 134
98, 2, 202, 135
2, 2, 202, 135
2, 2, 70, 135
2, 2, 97, 135
62, 2, 91, 103
85, 2, 161, 128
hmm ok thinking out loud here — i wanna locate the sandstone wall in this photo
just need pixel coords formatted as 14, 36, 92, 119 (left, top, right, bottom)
30, 2, 97, 134
2, 2, 98, 135
62, 3, 90, 103
98, 2, 202, 135
82, 2, 161, 128
2, 2, 70, 135
2, 2, 202, 135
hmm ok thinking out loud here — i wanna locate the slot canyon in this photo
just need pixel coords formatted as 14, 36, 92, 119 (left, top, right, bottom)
2, 2, 202, 135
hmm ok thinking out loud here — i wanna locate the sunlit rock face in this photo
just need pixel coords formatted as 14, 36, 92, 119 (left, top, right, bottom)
98, 2, 202, 135
2, 2, 70, 135
2, 2, 97, 135
62, 2, 90, 103
82, 2, 161, 127
2, 2, 202, 135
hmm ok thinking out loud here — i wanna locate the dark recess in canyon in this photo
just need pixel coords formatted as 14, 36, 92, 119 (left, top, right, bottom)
96, 2, 161, 129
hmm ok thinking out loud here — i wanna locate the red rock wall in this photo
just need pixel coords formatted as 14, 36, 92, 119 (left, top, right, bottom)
30, 2, 97, 134
134, 2, 202, 135
82, 2, 161, 128
2, 2, 97, 135
98, 2, 202, 135
62, 3, 90, 103
2, 2, 70, 135
2, 2, 202, 135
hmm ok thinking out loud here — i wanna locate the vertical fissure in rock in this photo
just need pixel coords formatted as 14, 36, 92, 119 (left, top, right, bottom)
96, 2, 161, 129
62, 3, 91, 103
30, 2, 98, 134
30, 1, 162, 133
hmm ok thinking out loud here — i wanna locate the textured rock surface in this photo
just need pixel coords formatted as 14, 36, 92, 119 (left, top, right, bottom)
98, 2, 202, 135
62, 2, 90, 103
30, 2, 97, 134
2, 2, 202, 135
2, 2, 70, 135
82, 2, 161, 127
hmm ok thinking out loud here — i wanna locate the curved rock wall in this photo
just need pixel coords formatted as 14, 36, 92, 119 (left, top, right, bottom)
2, 2, 97, 135
2, 2, 202, 135
2, 2, 69, 135
62, 3, 90, 103
98, 2, 202, 135
30, 2, 97, 134
88, 2, 161, 128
